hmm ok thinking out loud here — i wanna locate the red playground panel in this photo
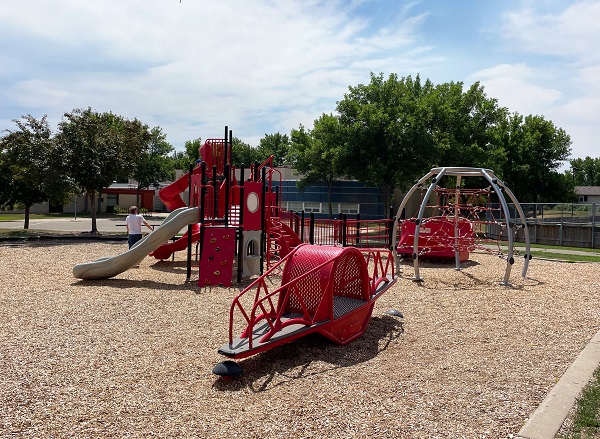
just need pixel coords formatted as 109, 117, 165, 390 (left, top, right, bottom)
218, 244, 395, 359
397, 216, 474, 262
198, 227, 237, 288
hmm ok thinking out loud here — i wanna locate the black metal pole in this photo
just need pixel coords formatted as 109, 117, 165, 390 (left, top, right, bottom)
309, 212, 315, 245
355, 213, 361, 246
198, 162, 207, 284
388, 205, 394, 250
259, 167, 267, 275
342, 213, 347, 247
223, 126, 228, 176
224, 163, 230, 226
186, 163, 194, 282
237, 186, 245, 283
212, 165, 218, 220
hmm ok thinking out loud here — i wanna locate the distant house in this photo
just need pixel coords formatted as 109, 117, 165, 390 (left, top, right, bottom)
100, 184, 155, 213
575, 186, 600, 204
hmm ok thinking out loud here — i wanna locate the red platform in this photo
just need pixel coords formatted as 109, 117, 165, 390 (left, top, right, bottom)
397, 216, 474, 262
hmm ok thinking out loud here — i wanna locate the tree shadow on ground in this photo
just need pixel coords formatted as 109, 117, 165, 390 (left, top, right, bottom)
213, 314, 405, 393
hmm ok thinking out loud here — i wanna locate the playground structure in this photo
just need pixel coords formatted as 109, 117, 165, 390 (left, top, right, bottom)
73, 126, 401, 374
392, 167, 532, 285
74, 128, 396, 284
75, 139, 534, 371
74, 127, 292, 285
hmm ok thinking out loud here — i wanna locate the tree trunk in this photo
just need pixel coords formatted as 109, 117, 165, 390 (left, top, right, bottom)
327, 179, 334, 219
87, 190, 99, 234
382, 183, 392, 218
23, 204, 31, 230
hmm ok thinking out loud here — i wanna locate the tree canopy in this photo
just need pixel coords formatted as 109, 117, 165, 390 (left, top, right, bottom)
230, 137, 262, 168
0, 115, 72, 228
336, 73, 436, 209
56, 108, 151, 233
0, 71, 586, 221
427, 81, 507, 171
133, 127, 175, 199
570, 157, 600, 186
288, 116, 346, 218
497, 113, 571, 202
257, 132, 290, 166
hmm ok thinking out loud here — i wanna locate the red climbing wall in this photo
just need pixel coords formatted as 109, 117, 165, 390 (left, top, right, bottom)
198, 227, 237, 288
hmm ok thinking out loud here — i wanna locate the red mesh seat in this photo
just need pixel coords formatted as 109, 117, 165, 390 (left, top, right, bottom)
279, 245, 370, 321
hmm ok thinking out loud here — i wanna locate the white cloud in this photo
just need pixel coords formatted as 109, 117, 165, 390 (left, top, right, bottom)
0, 0, 439, 148
500, 1, 600, 62
474, 1, 600, 163
471, 63, 562, 115
3, 0, 598, 166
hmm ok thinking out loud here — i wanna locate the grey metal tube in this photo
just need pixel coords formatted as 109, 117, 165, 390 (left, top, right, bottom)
411, 167, 448, 281
392, 169, 436, 275
501, 183, 531, 278
481, 169, 514, 285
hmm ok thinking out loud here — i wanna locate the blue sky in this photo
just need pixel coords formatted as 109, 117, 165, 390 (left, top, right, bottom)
1, 0, 598, 169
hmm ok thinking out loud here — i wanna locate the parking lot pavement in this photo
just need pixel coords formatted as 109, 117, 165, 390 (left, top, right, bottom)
0, 216, 168, 234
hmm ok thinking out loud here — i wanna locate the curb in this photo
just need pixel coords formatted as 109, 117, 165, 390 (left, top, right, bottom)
515, 328, 600, 439
0, 234, 127, 242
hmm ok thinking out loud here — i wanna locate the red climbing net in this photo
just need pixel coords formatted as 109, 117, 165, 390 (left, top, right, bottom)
397, 186, 521, 260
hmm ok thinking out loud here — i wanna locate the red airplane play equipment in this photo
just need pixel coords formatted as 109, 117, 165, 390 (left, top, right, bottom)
217, 244, 396, 360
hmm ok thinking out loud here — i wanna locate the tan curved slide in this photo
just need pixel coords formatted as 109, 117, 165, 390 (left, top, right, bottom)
73, 207, 200, 280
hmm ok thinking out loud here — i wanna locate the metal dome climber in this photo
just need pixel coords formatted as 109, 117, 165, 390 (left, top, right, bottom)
392, 167, 532, 285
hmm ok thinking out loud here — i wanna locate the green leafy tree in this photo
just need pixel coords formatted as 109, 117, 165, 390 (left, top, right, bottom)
57, 108, 151, 233
427, 81, 507, 171
0, 156, 14, 209
570, 157, 600, 186
133, 127, 175, 204
174, 138, 202, 170
257, 132, 290, 166
336, 72, 436, 209
288, 117, 346, 218
231, 137, 262, 168
0, 115, 72, 229
498, 113, 571, 202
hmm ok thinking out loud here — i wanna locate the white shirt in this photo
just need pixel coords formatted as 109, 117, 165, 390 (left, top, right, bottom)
126, 214, 146, 235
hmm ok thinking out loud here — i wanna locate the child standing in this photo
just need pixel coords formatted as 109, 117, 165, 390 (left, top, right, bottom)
126, 206, 153, 249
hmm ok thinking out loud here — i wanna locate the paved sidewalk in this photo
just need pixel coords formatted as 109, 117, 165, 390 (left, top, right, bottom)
0, 216, 170, 234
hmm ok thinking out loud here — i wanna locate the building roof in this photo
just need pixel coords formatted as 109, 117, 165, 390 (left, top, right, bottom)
575, 186, 600, 196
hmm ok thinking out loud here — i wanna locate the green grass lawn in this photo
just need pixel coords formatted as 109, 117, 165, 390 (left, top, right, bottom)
559, 366, 600, 438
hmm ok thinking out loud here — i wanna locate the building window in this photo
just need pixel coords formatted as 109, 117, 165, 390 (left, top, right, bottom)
287, 202, 304, 212
579, 195, 588, 202
339, 203, 359, 214
284, 202, 321, 213
304, 202, 321, 213
106, 194, 118, 209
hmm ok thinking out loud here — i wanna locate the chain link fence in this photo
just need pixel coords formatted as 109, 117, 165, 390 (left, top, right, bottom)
511, 203, 599, 248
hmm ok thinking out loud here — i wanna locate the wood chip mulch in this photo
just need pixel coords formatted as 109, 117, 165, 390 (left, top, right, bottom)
1, 241, 599, 438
